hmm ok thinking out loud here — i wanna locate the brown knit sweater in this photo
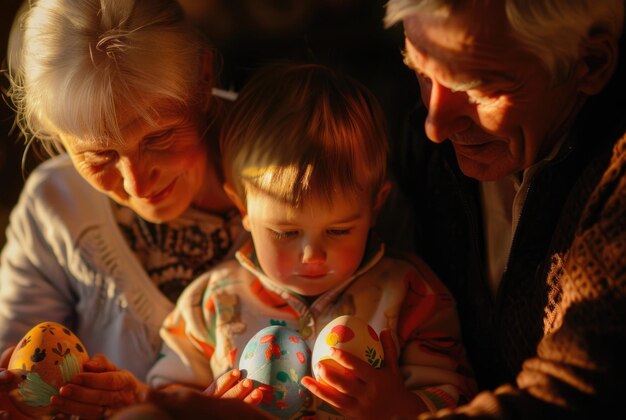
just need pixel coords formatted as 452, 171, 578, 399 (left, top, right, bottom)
421, 133, 626, 419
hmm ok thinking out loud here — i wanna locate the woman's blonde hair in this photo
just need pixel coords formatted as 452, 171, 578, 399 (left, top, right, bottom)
7, 0, 213, 157
384, 0, 625, 83
220, 63, 389, 208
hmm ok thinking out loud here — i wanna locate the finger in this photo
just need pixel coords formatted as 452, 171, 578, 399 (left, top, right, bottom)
242, 388, 263, 406
380, 329, 399, 375
220, 378, 255, 400
50, 394, 110, 420
0, 346, 15, 369
71, 370, 141, 392
0, 368, 21, 393
0, 368, 15, 387
58, 383, 138, 408
300, 376, 355, 410
60, 371, 144, 407
204, 369, 242, 397
314, 359, 364, 395
328, 348, 373, 379
83, 354, 118, 373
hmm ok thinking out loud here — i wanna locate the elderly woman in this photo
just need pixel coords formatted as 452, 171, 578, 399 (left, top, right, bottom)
0, 0, 245, 386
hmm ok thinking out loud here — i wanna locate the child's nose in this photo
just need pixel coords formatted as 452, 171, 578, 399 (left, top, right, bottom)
302, 243, 326, 264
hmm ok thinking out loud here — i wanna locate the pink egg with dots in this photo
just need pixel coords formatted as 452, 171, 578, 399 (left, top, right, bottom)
311, 315, 384, 380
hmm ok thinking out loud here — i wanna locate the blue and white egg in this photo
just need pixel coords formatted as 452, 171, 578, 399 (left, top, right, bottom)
238, 325, 311, 419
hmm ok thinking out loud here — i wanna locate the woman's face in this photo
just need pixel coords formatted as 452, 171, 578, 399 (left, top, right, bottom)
60, 107, 209, 223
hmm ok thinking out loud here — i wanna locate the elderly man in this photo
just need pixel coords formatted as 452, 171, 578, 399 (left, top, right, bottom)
385, 0, 626, 418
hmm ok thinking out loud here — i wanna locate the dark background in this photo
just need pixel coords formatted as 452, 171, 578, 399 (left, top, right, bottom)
1, 0, 28, 249
0, 0, 419, 248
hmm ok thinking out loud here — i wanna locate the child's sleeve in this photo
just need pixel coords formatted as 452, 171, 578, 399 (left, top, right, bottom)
397, 255, 477, 413
146, 273, 216, 389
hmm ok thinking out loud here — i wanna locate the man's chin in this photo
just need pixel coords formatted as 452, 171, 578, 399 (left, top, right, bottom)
456, 156, 513, 182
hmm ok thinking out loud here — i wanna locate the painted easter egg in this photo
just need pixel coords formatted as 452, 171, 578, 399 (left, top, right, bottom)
7, 322, 89, 418
238, 325, 311, 419
311, 315, 384, 380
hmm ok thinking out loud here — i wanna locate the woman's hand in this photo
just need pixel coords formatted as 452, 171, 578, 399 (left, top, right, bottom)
0, 346, 31, 420
0, 361, 17, 420
49, 354, 149, 419
301, 329, 428, 419
1, 346, 15, 419
204, 368, 263, 405
0, 345, 15, 389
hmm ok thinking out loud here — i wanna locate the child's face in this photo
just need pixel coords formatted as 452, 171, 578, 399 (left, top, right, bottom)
244, 189, 376, 297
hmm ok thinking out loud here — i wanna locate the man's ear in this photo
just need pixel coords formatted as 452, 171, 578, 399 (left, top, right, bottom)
576, 31, 619, 95
371, 181, 393, 226
224, 183, 251, 231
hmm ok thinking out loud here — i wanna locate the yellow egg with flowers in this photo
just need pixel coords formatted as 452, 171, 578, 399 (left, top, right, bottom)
311, 315, 384, 381
7, 322, 89, 418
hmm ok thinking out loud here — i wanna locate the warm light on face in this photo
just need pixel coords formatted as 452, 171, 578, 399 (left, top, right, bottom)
402, 3, 586, 181
60, 108, 209, 223
243, 189, 375, 297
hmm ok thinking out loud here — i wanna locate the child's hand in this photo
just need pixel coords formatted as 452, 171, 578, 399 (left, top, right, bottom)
204, 368, 263, 405
49, 354, 149, 419
301, 329, 428, 419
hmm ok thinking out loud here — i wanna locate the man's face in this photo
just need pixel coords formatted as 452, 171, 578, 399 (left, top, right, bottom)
402, 3, 586, 181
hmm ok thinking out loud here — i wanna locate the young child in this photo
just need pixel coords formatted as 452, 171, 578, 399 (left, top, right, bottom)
46, 62, 475, 419
145, 63, 476, 418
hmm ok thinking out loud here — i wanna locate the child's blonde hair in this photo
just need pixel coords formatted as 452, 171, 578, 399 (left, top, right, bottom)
7, 0, 213, 157
220, 63, 389, 207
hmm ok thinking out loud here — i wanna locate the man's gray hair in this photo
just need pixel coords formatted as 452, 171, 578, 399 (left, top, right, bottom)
384, 0, 625, 83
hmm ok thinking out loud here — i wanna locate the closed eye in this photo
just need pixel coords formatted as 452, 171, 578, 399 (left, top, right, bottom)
83, 150, 117, 167
467, 91, 501, 106
268, 229, 299, 240
145, 129, 174, 147
327, 228, 351, 236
